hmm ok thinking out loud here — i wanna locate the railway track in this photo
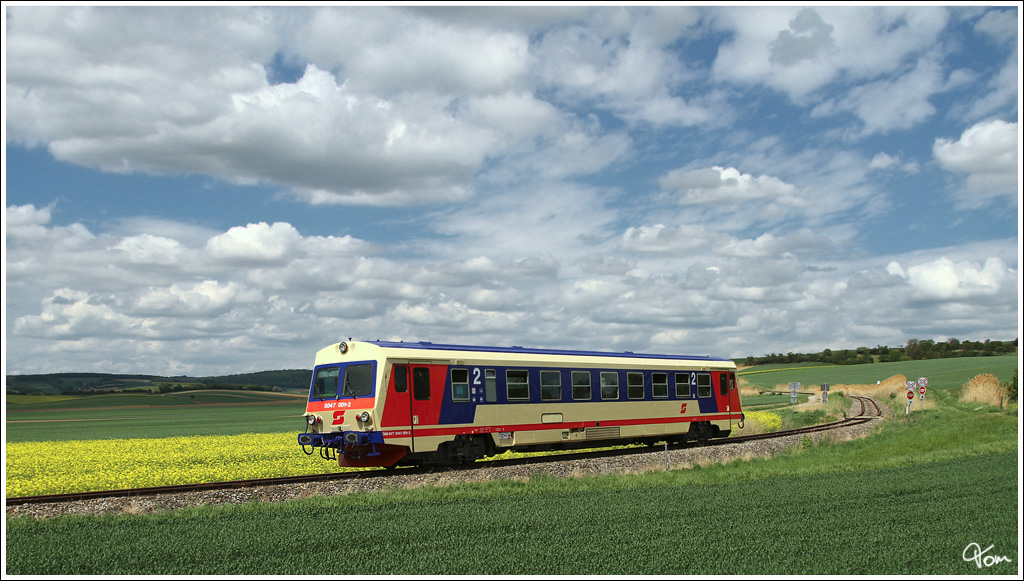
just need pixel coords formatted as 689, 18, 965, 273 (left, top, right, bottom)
7, 396, 883, 507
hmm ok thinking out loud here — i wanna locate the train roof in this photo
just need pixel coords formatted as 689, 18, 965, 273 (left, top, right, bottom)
361, 340, 732, 363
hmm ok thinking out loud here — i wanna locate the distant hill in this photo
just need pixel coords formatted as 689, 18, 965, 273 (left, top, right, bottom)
195, 370, 311, 390
6, 370, 312, 396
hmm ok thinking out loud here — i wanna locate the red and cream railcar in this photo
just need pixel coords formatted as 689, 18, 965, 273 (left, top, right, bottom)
297, 340, 743, 468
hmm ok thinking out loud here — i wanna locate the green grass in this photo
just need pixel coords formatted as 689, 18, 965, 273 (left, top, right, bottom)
740, 354, 1017, 391
738, 393, 794, 407
5, 391, 307, 442
5, 452, 1016, 574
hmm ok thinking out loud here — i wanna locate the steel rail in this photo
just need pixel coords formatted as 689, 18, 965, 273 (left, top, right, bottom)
7, 396, 882, 507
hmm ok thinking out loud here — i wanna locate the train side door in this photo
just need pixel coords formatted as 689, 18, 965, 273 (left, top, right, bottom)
722, 372, 740, 428
729, 372, 742, 426
383, 363, 435, 453
382, 364, 414, 449
408, 365, 434, 453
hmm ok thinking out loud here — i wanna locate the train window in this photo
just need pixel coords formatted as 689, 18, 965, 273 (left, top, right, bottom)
341, 364, 374, 397
507, 370, 530, 401
394, 367, 408, 393
627, 372, 644, 399
696, 373, 712, 398
312, 367, 339, 399
451, 368, 470, 402
719, 374, 729, 397
675, 373, 691, 399
571, 371, 591, 400
600, 371, 619, 400
541, 370, 561, 401
652, 373, 668, 398
485, 369, 497, 403
413, 367, 431, 401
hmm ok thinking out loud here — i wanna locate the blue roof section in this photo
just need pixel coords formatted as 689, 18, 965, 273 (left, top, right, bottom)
364, 340, 732, 362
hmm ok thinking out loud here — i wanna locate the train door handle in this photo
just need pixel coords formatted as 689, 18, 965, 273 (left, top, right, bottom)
413, 415, 419, 425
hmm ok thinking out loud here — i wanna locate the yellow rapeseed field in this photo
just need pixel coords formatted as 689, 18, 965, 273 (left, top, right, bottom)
735, 410, 783, 434
5, 432, 352, 497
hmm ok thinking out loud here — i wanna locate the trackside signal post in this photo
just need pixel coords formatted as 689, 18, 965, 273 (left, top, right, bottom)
821, 384, 829, 411
905, 377, 929, 416
790, 382, 800, 414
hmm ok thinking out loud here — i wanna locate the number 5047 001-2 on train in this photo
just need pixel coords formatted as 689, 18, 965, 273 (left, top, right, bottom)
297, 340, 744, 468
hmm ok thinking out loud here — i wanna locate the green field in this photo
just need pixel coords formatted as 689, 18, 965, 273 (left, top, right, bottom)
5, 390, 307, 442
5, 450, 1017, 575
5, 356, 1020, 575
739, 354, 1017, 391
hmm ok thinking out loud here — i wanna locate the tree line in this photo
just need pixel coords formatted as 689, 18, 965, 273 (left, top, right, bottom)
744, 338, 1017, 366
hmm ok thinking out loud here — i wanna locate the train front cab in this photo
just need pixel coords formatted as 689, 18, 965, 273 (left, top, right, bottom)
297, 343, 410, 468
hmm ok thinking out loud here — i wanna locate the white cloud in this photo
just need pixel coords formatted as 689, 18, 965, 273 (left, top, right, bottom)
718, 230, 833, 259
660, 166, 797, 206
115, 234, 188, 266
767, 8, 836, 67
869, 152, 920, 173
974, 8, 1017, 45
711, 6, 949, 101
933, 119, 1019, 203
297, 7, 531, 96
822, 53, 946, 135
530, 7, 713, 127
5, 202, 1018, 373
2, 7, 1018, 374
5, 203, 54, 240
965, 51, 1018, 121
14, 288, 156, 341
205, 222, 304, 265
890, 256, 1015, 303
4, 8, 534, 206
5, 7, 277, 147
620, 224, 717, 254
133, 280, 260, 317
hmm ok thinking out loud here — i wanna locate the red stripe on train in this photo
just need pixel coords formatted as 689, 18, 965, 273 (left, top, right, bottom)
381, 413, 741, 439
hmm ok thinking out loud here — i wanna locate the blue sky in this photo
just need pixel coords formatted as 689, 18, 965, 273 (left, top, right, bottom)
3, 4, 1020, 376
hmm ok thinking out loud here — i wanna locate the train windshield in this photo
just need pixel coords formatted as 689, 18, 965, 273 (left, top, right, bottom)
340, 363, 374, 397
312, 367, 340, 399
311, 363, 376, 400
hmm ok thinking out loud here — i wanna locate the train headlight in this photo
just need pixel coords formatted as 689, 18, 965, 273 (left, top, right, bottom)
306, 415, 319, 426
338, 341, 349, 354
359, 411, 371, 423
